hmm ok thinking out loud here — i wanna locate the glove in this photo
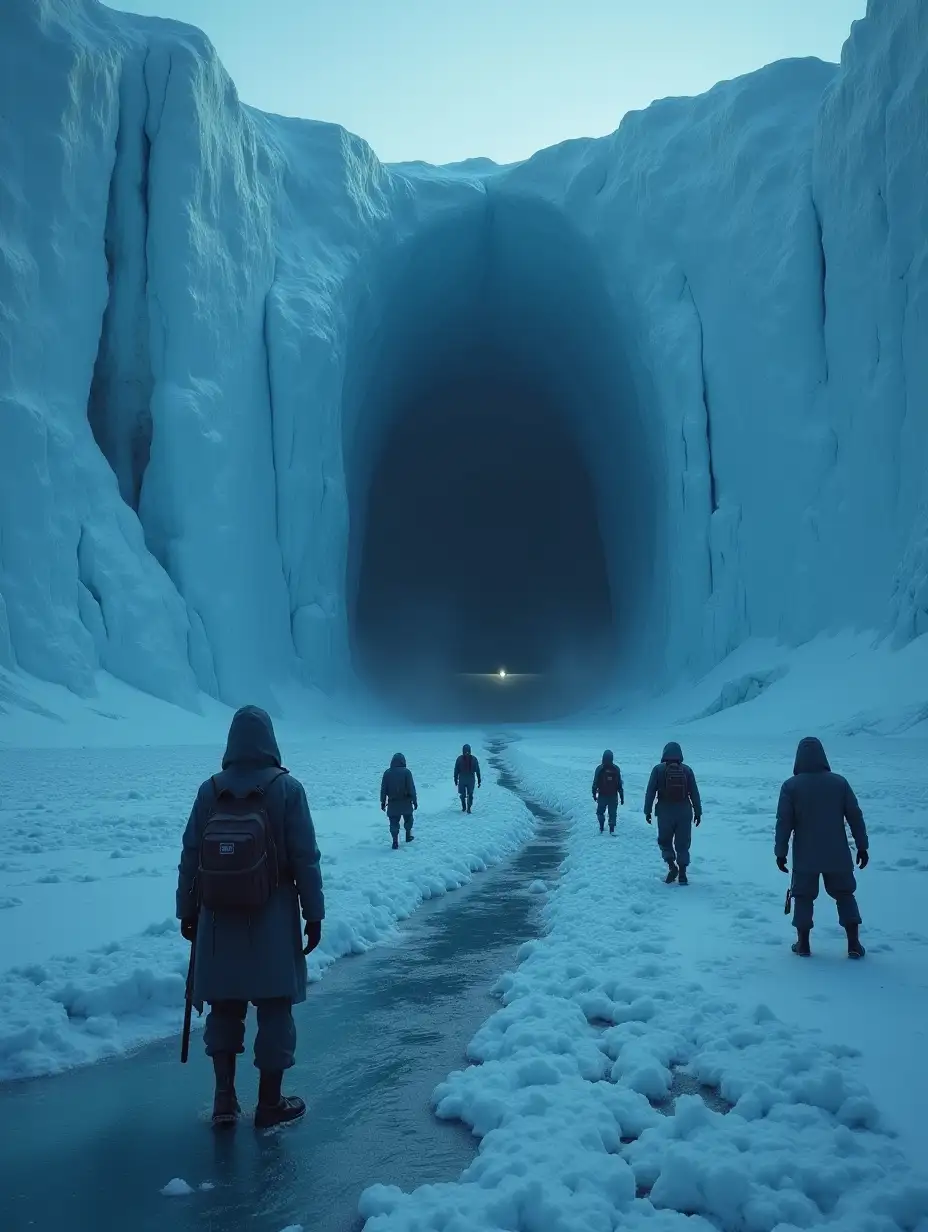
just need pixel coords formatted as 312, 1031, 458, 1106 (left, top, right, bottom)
776, 857, 789, 874
856, 849, 869, 869
592, 792, 598, 802
413, 801, 418, 811
180, 917, 197, 943
477, 781, 481, 789
694, 816, 701, 828
303, 920, 322, 955
620, 797, 625, 807
645, 814, 652, 825
380, 801, 386, 811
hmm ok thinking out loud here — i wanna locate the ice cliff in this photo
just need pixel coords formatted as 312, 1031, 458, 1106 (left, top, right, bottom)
0, 0, 925, 711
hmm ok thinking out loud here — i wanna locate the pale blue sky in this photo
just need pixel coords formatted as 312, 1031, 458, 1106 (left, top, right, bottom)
107, 0, 866, 165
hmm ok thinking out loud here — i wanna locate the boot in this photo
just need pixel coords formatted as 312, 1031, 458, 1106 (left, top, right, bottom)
405, 830, 414, 843
466, 805, 472, 814
845, 923, 866, 959
599, 821, 605, 833
391, 835, 399, 850
461, 799, 467, 812
211, 1053, 241, 1127
665, 863, 678, 884
678, 868, 688, 885
608, 825, 615, 835
791, 928, 811, 957
254, 1070, 306, 1130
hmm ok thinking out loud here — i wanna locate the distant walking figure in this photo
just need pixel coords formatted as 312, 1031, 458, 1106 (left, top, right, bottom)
592, 749, 624, 833
454, 744, 482, 813
644, 741, 702, 884
381, 753, 418, 848
775, 736, 869, 958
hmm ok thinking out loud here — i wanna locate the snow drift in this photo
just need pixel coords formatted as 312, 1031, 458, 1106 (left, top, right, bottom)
0, 0, 926, 712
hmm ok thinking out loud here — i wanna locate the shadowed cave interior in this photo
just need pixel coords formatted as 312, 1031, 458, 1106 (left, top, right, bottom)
345, 194, 659, 722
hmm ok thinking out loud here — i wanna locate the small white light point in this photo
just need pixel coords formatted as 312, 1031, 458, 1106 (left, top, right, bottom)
498, 667, 507, 678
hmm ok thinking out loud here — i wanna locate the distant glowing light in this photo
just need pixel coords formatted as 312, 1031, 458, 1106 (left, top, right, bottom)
498, 668, 507, 678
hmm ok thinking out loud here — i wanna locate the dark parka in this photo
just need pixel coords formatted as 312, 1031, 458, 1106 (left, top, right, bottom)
454, 745, 482, 789
644, 742, 702, 821
381, 753, 418, 817
592, 749, 624, 802
176, 706, 325, 1010
775, 737, 868, 873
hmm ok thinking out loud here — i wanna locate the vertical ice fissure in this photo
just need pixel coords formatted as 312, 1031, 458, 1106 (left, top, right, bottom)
811, 192, 829, 384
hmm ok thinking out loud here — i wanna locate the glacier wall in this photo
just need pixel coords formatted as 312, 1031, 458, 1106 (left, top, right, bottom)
0, 0, 925, 712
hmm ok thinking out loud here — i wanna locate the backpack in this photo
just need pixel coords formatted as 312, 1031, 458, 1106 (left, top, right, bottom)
599, 764, 620, 794
661, 762, 688, 804
197, 771, 285, 911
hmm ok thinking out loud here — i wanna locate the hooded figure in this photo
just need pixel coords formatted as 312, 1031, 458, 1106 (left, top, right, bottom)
643, 741, 702, 883
592, 749, 625, 833
775, 736, 868, 958
176, 705, 325, 1128
454, 743, 482, 813
380, 752, 418, 847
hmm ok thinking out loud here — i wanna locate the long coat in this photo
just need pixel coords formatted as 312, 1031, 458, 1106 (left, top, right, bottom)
176, 706, 325, 1008
775, 737, 868, 873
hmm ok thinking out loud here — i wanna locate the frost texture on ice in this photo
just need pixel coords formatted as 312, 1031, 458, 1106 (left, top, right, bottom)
1, 0, 926, 709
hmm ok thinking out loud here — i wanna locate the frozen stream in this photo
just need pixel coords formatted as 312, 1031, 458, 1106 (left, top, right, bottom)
0, 741, 565, 1232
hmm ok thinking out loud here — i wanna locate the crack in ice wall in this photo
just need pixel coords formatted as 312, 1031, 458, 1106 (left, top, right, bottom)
1, 0, 926, 710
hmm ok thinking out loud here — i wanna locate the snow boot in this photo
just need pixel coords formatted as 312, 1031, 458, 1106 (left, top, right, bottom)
665, 863, 678, 884
791, 928, 812, 957
845, 923, 866, 959
211, 1053, 241, 1127
461, 800, 467, 812
254, 1071, 306, 1130
466, 805, 472, 814
405, 831, 414, 843
391, 836, 399, 850
599, 821, 605, 833
678, 868, 688, 885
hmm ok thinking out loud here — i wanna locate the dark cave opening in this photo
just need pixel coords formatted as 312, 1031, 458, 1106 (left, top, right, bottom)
343, 191, 659, 722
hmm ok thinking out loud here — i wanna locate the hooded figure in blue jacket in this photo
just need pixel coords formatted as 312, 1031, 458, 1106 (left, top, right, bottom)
381, 753, 418, 848
592, 749, 624, 833
775, 736, 869, 958
644, 741, 702, 884
176, 705, 324, 1129
454, 743, 482, 813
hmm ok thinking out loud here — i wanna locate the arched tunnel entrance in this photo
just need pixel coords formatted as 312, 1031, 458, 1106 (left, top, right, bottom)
343, 189, 660, 722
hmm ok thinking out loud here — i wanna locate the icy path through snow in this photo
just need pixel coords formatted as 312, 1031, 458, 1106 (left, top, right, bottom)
0, 739, 563, 1232
361, 731, 928, 1232
0, 731, 533, 1079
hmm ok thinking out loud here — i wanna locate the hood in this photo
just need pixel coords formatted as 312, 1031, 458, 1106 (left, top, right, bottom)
793, 736, 830, 775
222, 706, 282, 770
602, 749, 614, 764
661, 741, 683, 764
463, 744, 471, 755
390, 753, 407, 769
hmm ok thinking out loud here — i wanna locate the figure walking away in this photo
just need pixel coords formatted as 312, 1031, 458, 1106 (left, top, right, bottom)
592, 749, 624, 833
381, 753, 418, 848
775, 736, 869, 959
176, 705, 325, 1129
454, 743, 482, 813
644, 741, 702, 884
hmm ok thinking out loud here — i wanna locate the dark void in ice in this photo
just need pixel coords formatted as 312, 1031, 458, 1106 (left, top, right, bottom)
343, 193, 660, 720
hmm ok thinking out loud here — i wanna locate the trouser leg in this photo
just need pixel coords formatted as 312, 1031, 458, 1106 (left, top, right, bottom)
607, 798, 618, 829
674, 816, 693, 868
204, 1000, 247, 1057
389, 816, 400, 838
823, 870, 862, 926
657, 817, 676, 864
254, 998, 297, 1071
596, 799, 607, 829
403, 812, 414, 838
791, 871, 819, 931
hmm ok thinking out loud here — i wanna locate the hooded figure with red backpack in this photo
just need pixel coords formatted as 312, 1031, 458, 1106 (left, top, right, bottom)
592, 749, 624, 833
644, 741, 702, 883
176, 706, 325, 1129
453, 743, 482, 813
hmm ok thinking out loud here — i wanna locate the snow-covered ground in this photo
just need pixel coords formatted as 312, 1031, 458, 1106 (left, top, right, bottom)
0, 698, 532, 1080
360, 726, 928, 1231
